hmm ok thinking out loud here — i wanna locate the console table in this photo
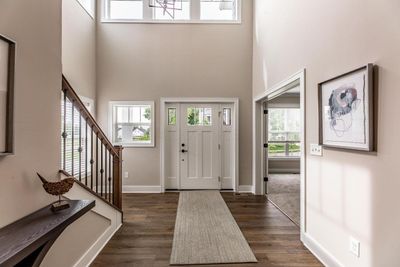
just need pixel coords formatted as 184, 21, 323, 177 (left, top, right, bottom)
0, 200, 95, 267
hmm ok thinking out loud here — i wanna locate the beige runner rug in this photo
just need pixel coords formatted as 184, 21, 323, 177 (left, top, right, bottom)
170, 191, 257, 265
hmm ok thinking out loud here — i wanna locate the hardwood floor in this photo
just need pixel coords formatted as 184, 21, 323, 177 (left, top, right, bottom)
92, 193, 322, 267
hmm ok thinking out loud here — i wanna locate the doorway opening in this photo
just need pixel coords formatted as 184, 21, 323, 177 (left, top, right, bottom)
265, 89, 301, 226
160, 98, 239, 192
253, 70, 306, 236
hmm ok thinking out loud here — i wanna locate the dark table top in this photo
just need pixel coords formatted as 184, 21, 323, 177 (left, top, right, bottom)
0, 199, 95, 265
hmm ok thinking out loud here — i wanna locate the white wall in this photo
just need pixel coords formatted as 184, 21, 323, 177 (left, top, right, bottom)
62, 0, 97, 100
253, 0, 400, 266
96, 1, 254, 187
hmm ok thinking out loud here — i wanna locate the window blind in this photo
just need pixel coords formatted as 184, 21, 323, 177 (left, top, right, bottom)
61, 96, 92, 178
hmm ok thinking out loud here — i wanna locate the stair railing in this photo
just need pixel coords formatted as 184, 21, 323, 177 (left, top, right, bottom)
61, 75, 123, 209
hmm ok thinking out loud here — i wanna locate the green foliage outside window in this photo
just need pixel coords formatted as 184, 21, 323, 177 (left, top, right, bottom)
143, 107, 151, 121
187, 108, 200, 125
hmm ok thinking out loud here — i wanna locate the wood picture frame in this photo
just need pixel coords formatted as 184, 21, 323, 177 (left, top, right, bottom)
0, 34, 16, 156
318, 64, 374, 152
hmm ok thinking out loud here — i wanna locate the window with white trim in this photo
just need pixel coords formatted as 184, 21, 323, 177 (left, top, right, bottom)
103, 0, 241, 23
268, 108, 300, 158
109, 101, 155, 147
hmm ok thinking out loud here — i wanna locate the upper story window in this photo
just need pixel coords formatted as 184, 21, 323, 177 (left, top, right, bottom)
200, 0, 237, 20
103, 0, 241, 23
109, 0, 144, 20
77, 0, 96, 18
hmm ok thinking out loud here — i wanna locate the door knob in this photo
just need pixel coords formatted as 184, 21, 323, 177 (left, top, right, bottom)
181, 149, 188, 153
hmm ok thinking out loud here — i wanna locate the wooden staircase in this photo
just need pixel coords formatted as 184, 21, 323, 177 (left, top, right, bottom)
61, 76, 123, 210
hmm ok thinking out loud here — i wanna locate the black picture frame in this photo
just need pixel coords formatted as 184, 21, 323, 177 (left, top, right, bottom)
318, 64, 374, 152
0, 34, 16, 156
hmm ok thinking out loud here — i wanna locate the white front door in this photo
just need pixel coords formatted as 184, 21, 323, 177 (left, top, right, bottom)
180, 103, 221, 189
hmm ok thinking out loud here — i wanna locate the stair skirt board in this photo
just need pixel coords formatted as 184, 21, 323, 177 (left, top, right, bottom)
74, 222, 122, 267
63, 179, 123, 267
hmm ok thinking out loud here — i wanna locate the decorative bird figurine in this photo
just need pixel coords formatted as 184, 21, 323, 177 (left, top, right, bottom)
37, 173, 75, 211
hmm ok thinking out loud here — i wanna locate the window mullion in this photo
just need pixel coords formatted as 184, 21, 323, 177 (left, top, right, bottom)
105, 0, 111, 19
191, 0, 200, 20
143, 0, 153, 20
285, 142, 289, 156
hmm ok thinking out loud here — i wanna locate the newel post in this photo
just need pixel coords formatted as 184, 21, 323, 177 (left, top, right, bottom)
113, 146, 123, 209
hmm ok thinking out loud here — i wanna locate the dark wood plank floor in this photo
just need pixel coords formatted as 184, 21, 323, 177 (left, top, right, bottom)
92, 193, 322, 267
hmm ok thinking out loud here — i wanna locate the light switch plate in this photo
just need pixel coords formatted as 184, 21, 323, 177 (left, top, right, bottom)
310, 144, 323, 156
349, 237, 360, 257
124, 171, 129, 178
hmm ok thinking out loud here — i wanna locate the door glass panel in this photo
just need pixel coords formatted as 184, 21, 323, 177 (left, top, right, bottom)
187, 107, 212, 126
223, 108, 231, 126
203, 108, 212, 125
168, 108, 176, 125
187, 108, 200, 125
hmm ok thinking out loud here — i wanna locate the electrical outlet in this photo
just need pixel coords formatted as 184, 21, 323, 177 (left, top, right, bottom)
349, 237, 360, 258
310, 144, 323, 156
124, 171, 129, 179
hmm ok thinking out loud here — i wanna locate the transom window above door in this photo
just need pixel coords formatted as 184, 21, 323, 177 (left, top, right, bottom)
109, 101, 155, 147
102, 0, 241, 23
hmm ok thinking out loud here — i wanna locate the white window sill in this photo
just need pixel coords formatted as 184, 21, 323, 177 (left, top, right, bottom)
268, 157, 300, 161
113, 143, 155, 148
101, 18, 242, 24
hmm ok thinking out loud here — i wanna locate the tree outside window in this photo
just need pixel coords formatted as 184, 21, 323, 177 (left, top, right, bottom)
268, 108, 300, 157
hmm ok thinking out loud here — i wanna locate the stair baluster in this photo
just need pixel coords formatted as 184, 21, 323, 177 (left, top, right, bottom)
61, 76, 123, 210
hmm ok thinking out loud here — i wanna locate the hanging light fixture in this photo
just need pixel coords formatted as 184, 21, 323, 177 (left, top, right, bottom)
148, 0, 183, 19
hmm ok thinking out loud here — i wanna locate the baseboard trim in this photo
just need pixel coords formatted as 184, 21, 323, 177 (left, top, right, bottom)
123, 185, 255, 194
302, 233, 343, 267
123, 185, 162, 193
238, 185, 254, 193
269, 168, 300, 174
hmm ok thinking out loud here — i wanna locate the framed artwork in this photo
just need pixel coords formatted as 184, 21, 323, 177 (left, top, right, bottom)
0, 34, 15, 155
318, 64, 374, 151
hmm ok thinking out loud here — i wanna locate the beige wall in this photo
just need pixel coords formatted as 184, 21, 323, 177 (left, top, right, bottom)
62, 0, 96, 100
253, 0, 400, 266
0, 0, 62, 227
0, 1, 108, 266
96, 1, 254, 186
